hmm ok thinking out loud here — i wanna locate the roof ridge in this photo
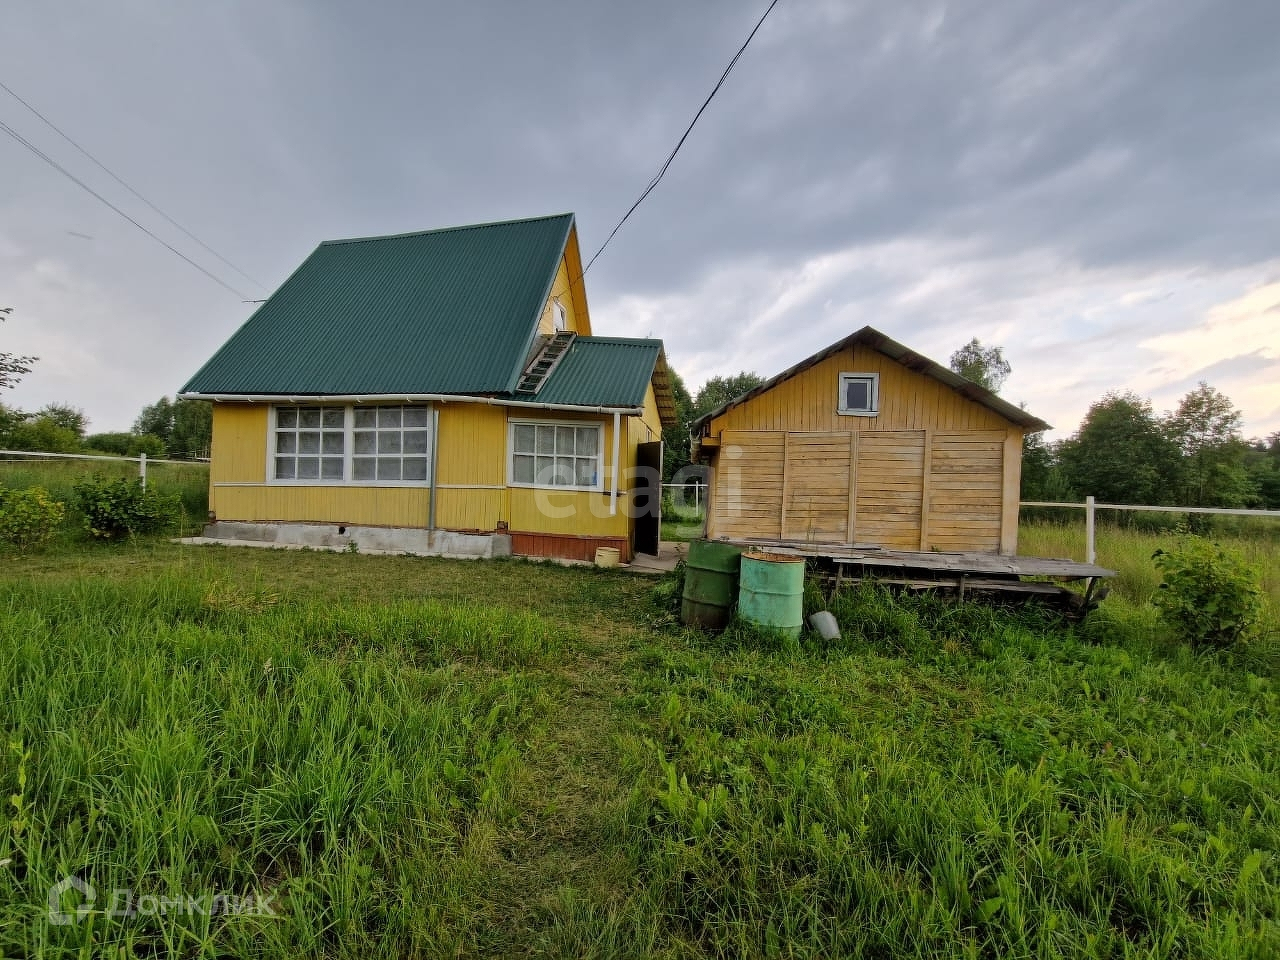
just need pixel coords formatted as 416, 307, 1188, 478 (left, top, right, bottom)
574, 335, 662, 345
320, 212, 575, 247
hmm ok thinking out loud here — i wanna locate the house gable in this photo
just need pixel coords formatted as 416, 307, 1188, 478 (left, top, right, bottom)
694, 326, 1049, 440
707, 342, 1019, 436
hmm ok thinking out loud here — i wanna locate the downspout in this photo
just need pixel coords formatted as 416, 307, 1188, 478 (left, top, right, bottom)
428, 406, 440, 531
609, 411, 621, 516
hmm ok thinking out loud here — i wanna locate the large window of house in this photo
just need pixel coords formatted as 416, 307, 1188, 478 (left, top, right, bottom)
271, 404, 432, 484
274, 406, 346, 480
509, 420, 602, 491
353, 406, 431, 481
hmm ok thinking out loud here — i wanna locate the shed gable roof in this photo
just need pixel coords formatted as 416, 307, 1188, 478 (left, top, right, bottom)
691, 326, 1051, 433
181, 213, 576, 396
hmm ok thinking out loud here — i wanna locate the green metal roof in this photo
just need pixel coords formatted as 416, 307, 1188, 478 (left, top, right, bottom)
526, 337, 662, 409
181, 213, 574, 396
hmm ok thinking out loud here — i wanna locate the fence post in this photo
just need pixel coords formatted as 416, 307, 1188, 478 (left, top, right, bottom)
139, 452, 147, 489
1085, 495, 1095, 565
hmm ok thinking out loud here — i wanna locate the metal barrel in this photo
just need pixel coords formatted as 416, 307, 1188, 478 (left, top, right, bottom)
738, 551, 806, 639
680, 540, 744, 630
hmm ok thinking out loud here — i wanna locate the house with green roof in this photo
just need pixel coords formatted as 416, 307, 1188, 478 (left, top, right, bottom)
180, 213, 677, 562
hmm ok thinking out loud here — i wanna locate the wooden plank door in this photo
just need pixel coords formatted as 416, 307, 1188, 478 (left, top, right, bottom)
711, 431, 785, 539
781, 432, 854, 543
854, 431, 926, 549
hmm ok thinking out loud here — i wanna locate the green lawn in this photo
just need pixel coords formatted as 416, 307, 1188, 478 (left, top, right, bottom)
0, 530, 1276, 957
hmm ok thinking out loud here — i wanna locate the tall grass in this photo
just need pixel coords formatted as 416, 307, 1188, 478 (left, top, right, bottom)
1021, 519, 1280, 609
0, 458, 209, 539
622, 586, 1278, 958
1, 540, 1276, 957
0, 572, 560, 958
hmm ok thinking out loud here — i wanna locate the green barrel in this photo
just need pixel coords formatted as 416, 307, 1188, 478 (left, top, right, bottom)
738, 552, 806, 639
681, 540, 744, 630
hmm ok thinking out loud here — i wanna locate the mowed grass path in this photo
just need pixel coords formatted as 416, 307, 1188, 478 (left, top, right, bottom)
2, 541, 1277, 957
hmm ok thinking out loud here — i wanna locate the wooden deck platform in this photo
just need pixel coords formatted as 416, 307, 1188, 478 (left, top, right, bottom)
724, 539, 1114, 617
724, 539, 1115, 580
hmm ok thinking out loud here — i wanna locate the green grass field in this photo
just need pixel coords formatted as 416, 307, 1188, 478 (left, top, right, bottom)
0, 490, 1276, 955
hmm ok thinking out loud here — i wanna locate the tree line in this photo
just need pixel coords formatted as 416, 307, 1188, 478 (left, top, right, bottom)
1024, 385, 1279, 510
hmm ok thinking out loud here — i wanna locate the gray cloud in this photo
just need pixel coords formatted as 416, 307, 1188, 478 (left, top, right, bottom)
1, 0, 1278, 435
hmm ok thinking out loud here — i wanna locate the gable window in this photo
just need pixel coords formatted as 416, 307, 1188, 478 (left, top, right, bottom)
509, 420, 602, 491
837, 373, 879, 416
271, 404, 433, 484
553, 300, 568, 332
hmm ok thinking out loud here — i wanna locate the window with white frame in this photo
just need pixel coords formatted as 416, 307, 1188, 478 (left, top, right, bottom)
274, 405, 346, 480
837, 372, 879, 416
271, 405, 432, 484
353, 406, 431, 481
553, 300, 567, 332
509, 420, 601, 490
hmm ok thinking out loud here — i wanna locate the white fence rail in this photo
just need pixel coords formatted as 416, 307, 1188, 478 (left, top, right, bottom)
0, 449, 207, 489
1021, 497, 1280, 563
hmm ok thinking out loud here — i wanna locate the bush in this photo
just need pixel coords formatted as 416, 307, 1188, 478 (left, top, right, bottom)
0, 485, 65, 551
71, 475, 182, 540
1152, 538, 1265, 648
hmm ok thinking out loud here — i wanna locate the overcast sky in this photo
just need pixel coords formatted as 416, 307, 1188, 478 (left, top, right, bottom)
2, 0, 1278, 437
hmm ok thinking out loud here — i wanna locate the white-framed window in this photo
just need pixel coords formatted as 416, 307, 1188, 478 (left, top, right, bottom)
837, 372, 879, 416
553, 300, 568, 332
273, 405, 346, 480
508, 419, 602, 491
270, 404, 433, 485
353, 406, 431, 481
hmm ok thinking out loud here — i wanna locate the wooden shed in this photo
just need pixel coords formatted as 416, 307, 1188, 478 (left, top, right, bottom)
691, 327, 1050, 557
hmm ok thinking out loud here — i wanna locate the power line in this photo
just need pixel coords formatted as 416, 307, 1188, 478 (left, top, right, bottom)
0, 117, 251, 299
0, 78, 268, 291
583, 0, 782, 275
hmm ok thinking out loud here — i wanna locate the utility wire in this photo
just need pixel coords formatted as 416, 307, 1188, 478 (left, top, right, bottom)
0, 78, 268, 291
583, 0, 781, 275
0, 117, 251, 299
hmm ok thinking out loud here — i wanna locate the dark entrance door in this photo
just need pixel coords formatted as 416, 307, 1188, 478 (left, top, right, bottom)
632, 441, 663, 557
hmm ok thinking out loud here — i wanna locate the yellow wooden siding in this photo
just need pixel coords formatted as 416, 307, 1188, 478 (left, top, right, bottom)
701, 345, 1027, 554
536, 232, 592, 336
435, 403, 506, 486
782, 432, 853, 542
855, 431, 925, 549
213, 485, 432, 526
709, 344, 1010, 435
926, 431, 1004, 553
210, 404, 268, 484
209, 384, 651, 540
505, 407, 630, 539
